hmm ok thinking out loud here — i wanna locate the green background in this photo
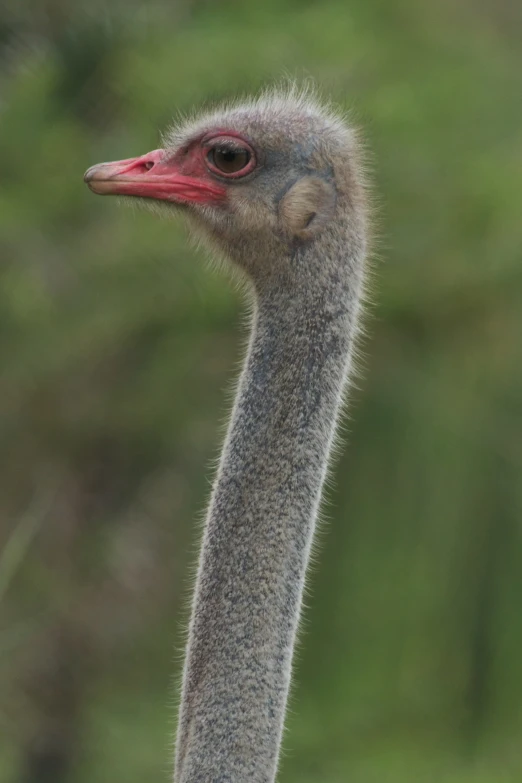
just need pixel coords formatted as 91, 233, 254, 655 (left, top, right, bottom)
1, 1, 521, 781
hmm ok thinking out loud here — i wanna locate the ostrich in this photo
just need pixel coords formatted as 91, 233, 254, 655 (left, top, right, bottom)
84, 87, 369, 783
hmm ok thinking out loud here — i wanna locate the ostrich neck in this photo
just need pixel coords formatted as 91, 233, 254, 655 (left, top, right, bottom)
175, 259, 363, 783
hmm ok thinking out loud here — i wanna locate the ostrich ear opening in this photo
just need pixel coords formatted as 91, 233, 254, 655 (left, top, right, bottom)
279, 176, 336, 241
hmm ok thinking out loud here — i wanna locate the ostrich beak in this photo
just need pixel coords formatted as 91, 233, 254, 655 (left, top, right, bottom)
84, 149, 226, 205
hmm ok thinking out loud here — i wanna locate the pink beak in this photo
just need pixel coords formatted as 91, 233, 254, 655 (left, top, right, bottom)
84, 149, 226, 205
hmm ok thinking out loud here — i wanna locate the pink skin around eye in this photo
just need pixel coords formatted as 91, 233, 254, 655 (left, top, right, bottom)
83, 131, 255, 204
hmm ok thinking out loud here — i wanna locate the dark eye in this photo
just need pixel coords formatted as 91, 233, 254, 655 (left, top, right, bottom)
208, 146, 251, 175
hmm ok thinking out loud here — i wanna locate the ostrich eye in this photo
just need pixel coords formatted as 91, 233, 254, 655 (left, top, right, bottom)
208, 146, 251, 175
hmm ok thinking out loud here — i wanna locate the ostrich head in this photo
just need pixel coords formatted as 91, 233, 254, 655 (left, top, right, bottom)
84, 88, 367, 286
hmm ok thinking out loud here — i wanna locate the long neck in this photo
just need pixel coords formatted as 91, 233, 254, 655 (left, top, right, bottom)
174, 254, 364, 783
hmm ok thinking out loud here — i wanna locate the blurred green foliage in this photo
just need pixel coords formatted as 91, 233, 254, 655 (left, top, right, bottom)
1, 1, 521, 782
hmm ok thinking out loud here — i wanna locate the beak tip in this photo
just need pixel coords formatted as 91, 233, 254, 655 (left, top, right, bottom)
84, 165, 109, 194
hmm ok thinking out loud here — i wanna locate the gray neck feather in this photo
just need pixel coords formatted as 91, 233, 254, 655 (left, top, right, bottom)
175, 239, 365, 782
